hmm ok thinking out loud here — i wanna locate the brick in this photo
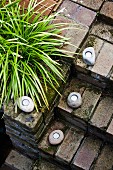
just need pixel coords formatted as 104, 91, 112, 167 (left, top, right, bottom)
107, 119, 113, 135
1, 165, 14, 170
91, 42, 113, 78
90, 96, 113, 129
63, 22, 88, 56
54, 16, 88, 56
74, 5, 96, 27
37, 0, 57, 9
71, 136, 102, 170
91, 21, 113, 43
72, 0, 104, 11
59, 0, 96, 27
93, 144, 113, 170
5, 122, 44, 147
53, 0, 63, 11
88, 124, 106, 141
4, 101, 43, 133
77, 73, 107, 88
19, 0, 29, 9
57, 109, 88, 131
34, 4, 52, 16
38, 121, 68, 155
5, 150, 33, 170
55, 127, 84, 164
75, 35, 104, 74
58, 78, 86, 114
100, 2, 113, 24
33, 159, 62, 170
34, 0, 57, 16
9, 137, 39, 159
53, 15, 71, 36
72, 86, 101, 121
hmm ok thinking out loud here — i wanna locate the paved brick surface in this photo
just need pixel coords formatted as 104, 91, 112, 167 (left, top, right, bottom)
93, 144, 113, 170
33, 159, 62, 170
62, 23, 88, 56
72, 86, 101, 121
54, 16, 88, 56
72, 136, 102, 170
53, 15, 71, 36
5, 150, 33, 170
100, 1, 113, 23
72, 0, 104, 11
59, 0, 96, 27
91, 42, 113, 78
58, 78, 86, 114
91, 21, 113, 43
38, 121, 68, 155
75, 35, 104, 74
90, 96, 113, 129
55, 127, 84, 164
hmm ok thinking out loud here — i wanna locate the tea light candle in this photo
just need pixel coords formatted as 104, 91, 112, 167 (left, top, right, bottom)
22, 99, 30, 106
71, 95, 78, 102
49, 130, 64, 145
83, 47, 95, 66
53, 132, 60, 139
85, 51, 92, 58
17, 96, 34, 113
67, 92, 82, 108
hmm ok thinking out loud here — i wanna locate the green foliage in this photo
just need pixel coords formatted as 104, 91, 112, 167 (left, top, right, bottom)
0, 0, 73, 110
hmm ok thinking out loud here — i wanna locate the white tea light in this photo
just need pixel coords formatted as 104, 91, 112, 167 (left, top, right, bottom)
85, 51, 92, 58
17, 96, 34, 113
83, 47, 95, 66
49, 130, 64, 145
70, 95, 78, 102
22, 99, 30, 106
53, 132, 60, 139
67, 92, 82, 108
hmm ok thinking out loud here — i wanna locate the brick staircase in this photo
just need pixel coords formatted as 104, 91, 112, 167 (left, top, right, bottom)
36, 0, 113, 169
1, 0, 113, 170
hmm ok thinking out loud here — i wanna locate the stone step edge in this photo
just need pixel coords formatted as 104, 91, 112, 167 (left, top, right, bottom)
55, 108, 113, 144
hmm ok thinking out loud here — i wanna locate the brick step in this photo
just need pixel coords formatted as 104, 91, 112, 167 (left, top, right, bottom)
71, 0, 104, 12
37, 119, 113, 170
56, 76, 113, 143
99, 1, 113, 25
74, 30, 113, 89
1, 150, 34, 170
2, 131, 113, 170
1, 149, 63, 170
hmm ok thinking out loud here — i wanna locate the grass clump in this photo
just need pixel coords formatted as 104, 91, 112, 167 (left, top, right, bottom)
0, 0, 74, 110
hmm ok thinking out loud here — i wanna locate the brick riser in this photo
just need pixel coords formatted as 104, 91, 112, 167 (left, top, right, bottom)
74, 65, 113, 90
56, 108, 111, 143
